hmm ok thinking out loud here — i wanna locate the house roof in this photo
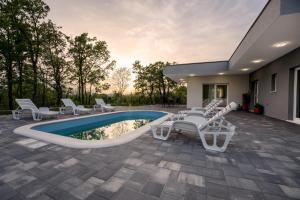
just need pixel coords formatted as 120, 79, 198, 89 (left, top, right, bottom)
164, 0, 300, 81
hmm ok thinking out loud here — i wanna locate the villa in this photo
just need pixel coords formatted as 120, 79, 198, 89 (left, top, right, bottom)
164, 0, 300, 122
1, 0, 300, 200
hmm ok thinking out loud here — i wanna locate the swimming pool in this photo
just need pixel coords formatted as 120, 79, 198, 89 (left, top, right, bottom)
14, 110, 171, 148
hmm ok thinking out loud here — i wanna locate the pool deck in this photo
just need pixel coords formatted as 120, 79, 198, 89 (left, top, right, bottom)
1, 105, 300, 200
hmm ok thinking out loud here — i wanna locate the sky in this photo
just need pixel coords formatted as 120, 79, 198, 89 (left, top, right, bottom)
44, 0, 267, 92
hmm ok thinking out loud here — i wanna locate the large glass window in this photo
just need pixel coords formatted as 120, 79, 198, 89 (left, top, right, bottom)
203, 84, 215, 106
252, 81, 259, 104
295, 68, 300, 119
203, 84, 227, 106
271, 73, 277, 92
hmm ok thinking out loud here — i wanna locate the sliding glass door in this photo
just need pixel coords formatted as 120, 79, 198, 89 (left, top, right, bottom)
203, 84, 228, 106
294, 67, 300, 121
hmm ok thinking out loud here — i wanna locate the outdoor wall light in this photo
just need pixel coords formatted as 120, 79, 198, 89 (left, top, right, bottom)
241, 68, 250, 71
252, 59, 264, 63
272, 41, 290, 48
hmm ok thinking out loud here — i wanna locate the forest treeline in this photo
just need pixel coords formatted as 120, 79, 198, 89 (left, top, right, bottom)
0, 0, 186, 112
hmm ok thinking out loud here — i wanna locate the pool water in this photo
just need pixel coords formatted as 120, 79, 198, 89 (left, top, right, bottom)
32, 111, 166, 141
70, 119, 151, 140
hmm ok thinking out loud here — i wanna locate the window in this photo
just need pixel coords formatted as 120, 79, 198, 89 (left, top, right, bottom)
271, 73, 277, 92
202, 84, 228, 106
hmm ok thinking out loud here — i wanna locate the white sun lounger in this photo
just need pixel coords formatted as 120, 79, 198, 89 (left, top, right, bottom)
173, 99, 223, 120
191, 99, 219, 112
151, 102, 237, 152
60, 99, 92, 115
12, 99, 59, 121
94, 98, 115, 112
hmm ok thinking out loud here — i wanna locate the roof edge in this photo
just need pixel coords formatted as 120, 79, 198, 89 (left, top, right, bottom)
167, 60, 228, 67
228, 0, 271, 61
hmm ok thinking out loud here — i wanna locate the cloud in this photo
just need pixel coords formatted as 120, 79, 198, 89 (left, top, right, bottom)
45, 0, 267, 67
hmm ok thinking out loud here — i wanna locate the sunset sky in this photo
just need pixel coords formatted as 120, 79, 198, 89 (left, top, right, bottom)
44, 0, 267, 92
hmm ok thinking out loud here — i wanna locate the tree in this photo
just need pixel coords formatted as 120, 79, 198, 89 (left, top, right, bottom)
0, 0, 23, 109
21, 0, 49, 102
152, 61, 177, 106
41, 20, 69, 105
133, 61, 178, 106
69, 33, 113, 104
111, 67, 131, 96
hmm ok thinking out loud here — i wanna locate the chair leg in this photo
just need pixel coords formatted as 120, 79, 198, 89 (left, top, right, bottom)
12, 110, 20, 120
151, 125, 172, 140
32, 112, 41, 121
199, 131, 235, 152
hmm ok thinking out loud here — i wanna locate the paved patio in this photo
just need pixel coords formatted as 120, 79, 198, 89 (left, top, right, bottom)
0, 106, 300, 200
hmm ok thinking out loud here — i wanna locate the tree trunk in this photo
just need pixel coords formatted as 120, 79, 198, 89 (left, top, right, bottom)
32, 58, 38, 103
6, 60, 13, 110
55, 81, 63, 106
89, 84, 92, 105
17, 59, 23, 98
42, 76, 46, 106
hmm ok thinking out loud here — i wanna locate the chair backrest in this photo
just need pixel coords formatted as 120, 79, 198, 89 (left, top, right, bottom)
207, 102, 237, 124
203, 99, 223, 115
95, 98, 106, 106
205, 99, 218, 109
15, 99, 39, 112
61, 98, 77, 109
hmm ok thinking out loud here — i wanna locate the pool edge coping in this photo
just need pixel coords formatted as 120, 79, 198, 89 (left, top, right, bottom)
13, 110, 173, 149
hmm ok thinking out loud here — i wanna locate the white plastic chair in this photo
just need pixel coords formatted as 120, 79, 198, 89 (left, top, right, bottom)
13, 99, 59, 121
176, 99, 223, 119
151, 102, 238, 152
94, 98, 115, 112
60, 99, 92, 115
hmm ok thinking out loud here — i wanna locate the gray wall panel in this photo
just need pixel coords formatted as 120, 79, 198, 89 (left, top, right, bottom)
250, 48, 300, 120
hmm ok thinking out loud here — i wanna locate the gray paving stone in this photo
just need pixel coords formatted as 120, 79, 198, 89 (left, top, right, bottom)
160, 192, 184, 200
225, 176, 260, 192
58, 177, 84, 191
46, 187, 80, 200
177, 172, 205, 187
0, 184, 17, 200
54, 158, 79, 169
142, 181, 164, 197
151, 167, 171, 184
94, 167, 118, 181
279, 185, 300, 199
0, 170, 26, 183
114, 167, 135, 180
164, 180, 185, 196
18, 179, 50, 198
71, 181, 97, 200
158, 160, 181, 171
130, 172, 149, 183
101, 177, 125, 192
206, 155, 228, 164
124, 158, 144, 166
112, 187, 157, 200
228, 187, 254, 200
85, 193, 107, 200
257, 181, 285, 195
8, 174, 36, 189
206, 182, 229, 199
123, 180, 144, 191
